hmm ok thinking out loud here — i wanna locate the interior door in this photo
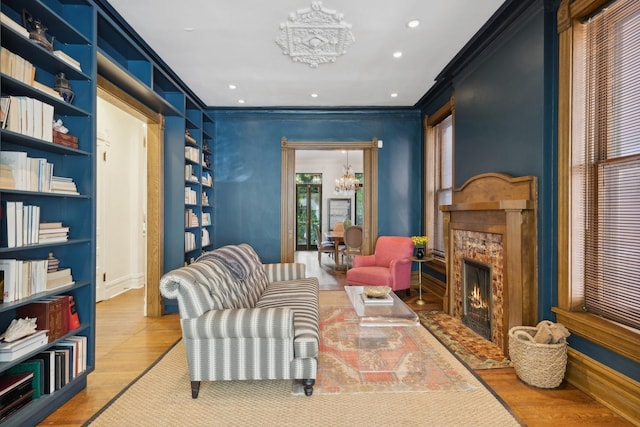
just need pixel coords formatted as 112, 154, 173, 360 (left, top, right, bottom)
296, 184, 321, 250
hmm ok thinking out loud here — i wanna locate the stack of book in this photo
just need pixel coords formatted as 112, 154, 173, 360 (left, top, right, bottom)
0, 330, 49, 362
185, 231, 196, 252
201, 212, 212, 226
185, 146, 200, 162
38, 222, 70, 244
52, 51, 81, 71
184, 187, 197, 204
50, 176, 79, 195
360, 293, 394, 306
45, 268, 74, 290
202, 228, 211, 247
52, 130, 79, 149
184, 164, 198, 182
0, 13, 29, 38
0, 372, 34, 422
185, 209, 198, 228
202, 171, 212, 186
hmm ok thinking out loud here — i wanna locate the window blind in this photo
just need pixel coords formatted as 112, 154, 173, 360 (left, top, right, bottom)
433, 115, 452, 257
579, 0, 640, 329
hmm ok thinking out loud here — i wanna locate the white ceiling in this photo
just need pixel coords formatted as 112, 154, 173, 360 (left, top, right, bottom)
104, 0, 505, 108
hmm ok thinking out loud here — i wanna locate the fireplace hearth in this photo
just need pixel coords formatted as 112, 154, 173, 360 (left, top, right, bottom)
462, 259, 492, 341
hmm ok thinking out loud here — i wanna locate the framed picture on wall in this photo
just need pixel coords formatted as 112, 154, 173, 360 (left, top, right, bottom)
328, 198, 351, 230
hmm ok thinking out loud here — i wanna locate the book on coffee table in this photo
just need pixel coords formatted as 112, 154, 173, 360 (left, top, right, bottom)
361, 293, 394, 306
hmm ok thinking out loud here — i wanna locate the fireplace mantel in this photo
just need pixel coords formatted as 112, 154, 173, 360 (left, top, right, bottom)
441, 173, 537, 353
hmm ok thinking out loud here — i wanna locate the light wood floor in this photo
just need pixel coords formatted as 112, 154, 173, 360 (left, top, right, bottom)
38, 251, 633, 426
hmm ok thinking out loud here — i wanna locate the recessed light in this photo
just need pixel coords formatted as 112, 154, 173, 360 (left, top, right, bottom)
238, 99, 245, 104
390, 93, 398, 98
311, 93, 318, 98
393, 51, 402, 58
183, 27, 195, 32
228, 84, 237, 90
407, 20, 420, 29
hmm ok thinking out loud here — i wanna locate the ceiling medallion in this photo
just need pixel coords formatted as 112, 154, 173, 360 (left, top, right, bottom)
276, 2, 355, 68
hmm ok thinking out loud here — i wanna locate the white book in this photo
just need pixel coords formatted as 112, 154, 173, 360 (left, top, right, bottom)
25, 97, 35, 137
32, 98, 43, 140
41, 103, 54, 142
4, 201, 16, 248
0, 12, 29, 38
15, 201, 23, 247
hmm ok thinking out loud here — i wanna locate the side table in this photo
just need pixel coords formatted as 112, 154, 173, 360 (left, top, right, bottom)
411, 256, 430, 305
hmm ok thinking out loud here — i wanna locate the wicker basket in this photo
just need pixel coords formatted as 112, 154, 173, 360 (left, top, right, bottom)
508, 321, 568, 388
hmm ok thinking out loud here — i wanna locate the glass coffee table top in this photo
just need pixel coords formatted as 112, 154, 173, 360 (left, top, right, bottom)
345, 286, 419, 327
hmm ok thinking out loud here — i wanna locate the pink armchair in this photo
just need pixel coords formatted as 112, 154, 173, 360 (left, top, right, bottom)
346, 236, 414, 295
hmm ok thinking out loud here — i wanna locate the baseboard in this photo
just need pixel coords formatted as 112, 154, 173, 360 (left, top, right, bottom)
566, 348, 640, 425
419, 273, 446, 300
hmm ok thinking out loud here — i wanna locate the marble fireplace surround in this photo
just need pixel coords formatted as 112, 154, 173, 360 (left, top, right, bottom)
441, 173, 537, 354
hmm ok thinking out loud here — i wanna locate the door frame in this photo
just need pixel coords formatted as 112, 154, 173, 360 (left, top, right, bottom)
97, 76, 164, 317
281, 137, 379, 262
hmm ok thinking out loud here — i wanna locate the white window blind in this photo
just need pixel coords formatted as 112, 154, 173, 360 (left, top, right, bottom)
433, 115, 452, 257
575, 0, 640, 329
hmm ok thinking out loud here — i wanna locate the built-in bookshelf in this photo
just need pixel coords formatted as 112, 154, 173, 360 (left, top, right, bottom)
183, 98, 214, 265
0, 0, 96, 425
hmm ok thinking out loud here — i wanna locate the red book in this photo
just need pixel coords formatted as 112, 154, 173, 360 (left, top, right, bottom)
65, 295, 80, 330
17, 298, 68, 342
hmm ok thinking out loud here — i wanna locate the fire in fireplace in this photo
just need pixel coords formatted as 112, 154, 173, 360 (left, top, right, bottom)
462, 258, 492, 341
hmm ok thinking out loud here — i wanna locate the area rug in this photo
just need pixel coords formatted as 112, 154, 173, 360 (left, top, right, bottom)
86, 339, 522, 427
86, 301, 522, 427
418, 311, 512, 370
314, 305, 477, 394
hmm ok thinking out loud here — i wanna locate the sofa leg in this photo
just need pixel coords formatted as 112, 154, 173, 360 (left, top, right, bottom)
303, 379, 315, 396
191, 381, 201, 399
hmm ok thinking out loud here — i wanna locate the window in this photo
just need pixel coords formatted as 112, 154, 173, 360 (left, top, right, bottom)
425, 99, 454, 258
555, 0, 640, 361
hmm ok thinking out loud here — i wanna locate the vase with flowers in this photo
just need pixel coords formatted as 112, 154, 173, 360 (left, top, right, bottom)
411, 236, 429, 259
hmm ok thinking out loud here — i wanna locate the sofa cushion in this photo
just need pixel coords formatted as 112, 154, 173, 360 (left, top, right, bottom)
256, 278, 319, 359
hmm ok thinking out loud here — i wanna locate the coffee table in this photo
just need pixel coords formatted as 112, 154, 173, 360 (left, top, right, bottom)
345, 286, 419, 327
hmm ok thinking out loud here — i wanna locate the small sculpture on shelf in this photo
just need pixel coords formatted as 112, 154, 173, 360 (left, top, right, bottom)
0, 317, 37, 343
53, 72, 75, 104
22, 9, 55, 52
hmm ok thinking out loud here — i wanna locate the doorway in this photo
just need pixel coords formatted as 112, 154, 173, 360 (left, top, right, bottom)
281, 138, 379, 262
96, 76, 164, 317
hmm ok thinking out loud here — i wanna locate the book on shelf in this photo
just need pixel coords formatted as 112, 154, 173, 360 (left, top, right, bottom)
46, 268, 74, 290
0, 259, 51, 302
0, 96, 54, 142
0, 372, 34, 422
6, 359, 44, 399
52, 130, 79, 149
52, 50, 81, 71
31, 81, 63, 100
0, 13, 29, 38
0, 47, 35, 86
0, 330, 49, 362
17, 298, 69, 342
28, 351, 55, 395
0, 151, 59, 192
0, 202, 45, 249
51, 176, 79, 195
360, 292, 394, 306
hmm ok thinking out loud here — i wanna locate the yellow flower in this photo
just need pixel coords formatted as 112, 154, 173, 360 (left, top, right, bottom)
411, 236, 429, 247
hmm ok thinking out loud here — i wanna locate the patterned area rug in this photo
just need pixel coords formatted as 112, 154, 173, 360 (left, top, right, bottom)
312, 306, 478, 394
418, 311, 512, 370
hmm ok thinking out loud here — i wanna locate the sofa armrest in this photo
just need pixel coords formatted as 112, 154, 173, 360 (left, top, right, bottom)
352, 254, 376, 268
181, 307, 295, 340
389, 257, 412, 271
263, 263, 306, 282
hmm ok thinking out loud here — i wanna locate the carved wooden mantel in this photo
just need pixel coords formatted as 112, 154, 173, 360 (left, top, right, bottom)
441, 173, 537, 353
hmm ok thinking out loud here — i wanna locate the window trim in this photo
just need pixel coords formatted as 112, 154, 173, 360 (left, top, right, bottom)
424, 96, 454, 272
554, 0, 640, 364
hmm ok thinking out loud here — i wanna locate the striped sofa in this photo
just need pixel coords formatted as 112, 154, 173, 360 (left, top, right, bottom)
159, 244, 319, 397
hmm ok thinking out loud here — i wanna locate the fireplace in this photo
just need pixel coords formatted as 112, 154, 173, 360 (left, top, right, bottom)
441, 173, 538, 353
462, 259, 492, 341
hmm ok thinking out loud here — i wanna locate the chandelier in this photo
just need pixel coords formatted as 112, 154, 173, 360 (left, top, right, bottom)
334, 152, 360, 194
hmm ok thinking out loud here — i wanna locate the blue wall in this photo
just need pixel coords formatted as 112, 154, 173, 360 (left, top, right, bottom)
208, 109, 422, 263
419, 1, 638, 382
